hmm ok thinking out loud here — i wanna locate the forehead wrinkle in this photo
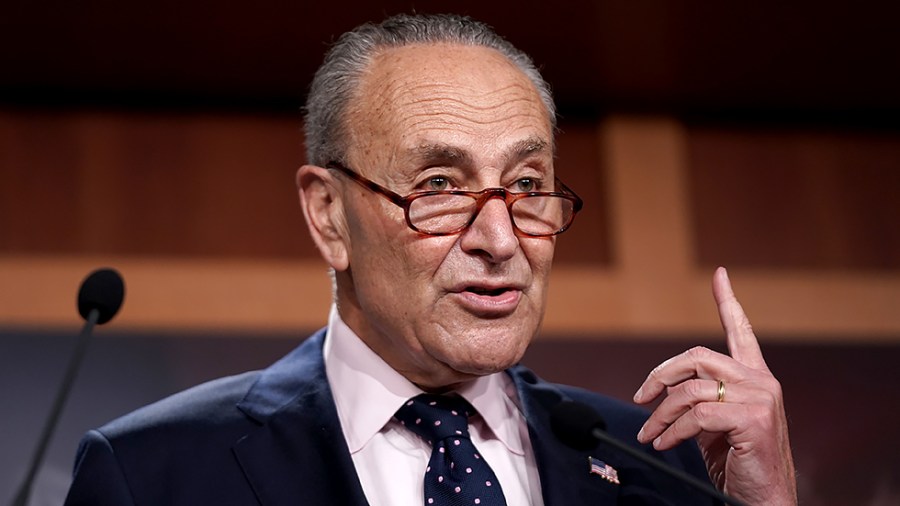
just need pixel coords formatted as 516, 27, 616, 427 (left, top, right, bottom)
399, 113, 545, 147
401, 100, 547, 130
403, 135, 550, 171
398, 83, 544, 117
397, 90, 550, 134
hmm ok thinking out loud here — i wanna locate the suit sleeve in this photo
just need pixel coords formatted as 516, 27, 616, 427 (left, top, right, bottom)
63, 430, 136, 506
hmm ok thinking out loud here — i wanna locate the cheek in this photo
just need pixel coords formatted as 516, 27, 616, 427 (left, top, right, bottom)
346, 199, 407, 268
351, 215, 456, 308
522, 237, 556, 280
395, 238, 460, 299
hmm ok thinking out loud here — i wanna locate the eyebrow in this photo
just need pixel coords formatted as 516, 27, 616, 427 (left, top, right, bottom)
507, 138, 551, 164
410, 136, 551, 168
412, 144, 474, 167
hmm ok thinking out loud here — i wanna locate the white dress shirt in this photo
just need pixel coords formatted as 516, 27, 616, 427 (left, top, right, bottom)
323, 305, 545, 506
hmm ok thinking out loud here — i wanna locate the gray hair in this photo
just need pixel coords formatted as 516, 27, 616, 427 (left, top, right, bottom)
303, 13, 557, 166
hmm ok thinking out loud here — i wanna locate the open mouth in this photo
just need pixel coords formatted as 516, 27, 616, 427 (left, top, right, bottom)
466, 286, 510, 297
451, 280, 523, 316
455, 285, 521, 316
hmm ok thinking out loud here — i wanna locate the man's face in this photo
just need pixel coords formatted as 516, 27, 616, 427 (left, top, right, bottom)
334, 43, 556, 390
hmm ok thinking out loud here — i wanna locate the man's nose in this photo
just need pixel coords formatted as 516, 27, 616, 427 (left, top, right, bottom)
459, 196, 518, 262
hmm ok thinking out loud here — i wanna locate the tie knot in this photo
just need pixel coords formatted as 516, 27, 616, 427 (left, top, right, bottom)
395, 394, 473, 444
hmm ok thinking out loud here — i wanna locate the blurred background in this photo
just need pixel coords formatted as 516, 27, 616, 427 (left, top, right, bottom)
1, 1, 899, 505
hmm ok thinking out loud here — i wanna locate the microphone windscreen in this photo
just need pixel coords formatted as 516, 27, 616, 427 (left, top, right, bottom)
550, 400, 608, 451
77, 268, 125, 325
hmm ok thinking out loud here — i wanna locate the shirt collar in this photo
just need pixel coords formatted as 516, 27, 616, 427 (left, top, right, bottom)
323, 304, 525, 455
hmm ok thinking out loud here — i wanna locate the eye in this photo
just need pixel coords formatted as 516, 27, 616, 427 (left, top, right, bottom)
423, 176, 450, 191
512, 178, 537, 192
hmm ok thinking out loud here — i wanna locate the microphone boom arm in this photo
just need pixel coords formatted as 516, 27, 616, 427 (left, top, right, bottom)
11, 308, 100, 506
589, 426, 748, 506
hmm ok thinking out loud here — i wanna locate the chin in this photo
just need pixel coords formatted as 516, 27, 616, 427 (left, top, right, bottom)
451, 344, 526, 376
428, 318, 536, 376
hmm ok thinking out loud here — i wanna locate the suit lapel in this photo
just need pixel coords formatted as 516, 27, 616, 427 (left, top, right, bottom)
510, 366, 621, 506
232, 331, 369, 506
228, 333, 683, 505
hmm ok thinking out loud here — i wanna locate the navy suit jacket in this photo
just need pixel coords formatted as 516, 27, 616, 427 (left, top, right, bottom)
64, 330, 718, 505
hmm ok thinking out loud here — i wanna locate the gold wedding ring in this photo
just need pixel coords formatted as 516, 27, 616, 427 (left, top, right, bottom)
716, 379, 726, 403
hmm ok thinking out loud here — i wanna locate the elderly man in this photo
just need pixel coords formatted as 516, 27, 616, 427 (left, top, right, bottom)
64, 13, 796, 506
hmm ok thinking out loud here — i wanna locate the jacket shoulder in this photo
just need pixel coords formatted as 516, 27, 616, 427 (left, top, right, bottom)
99, 370, 261, 440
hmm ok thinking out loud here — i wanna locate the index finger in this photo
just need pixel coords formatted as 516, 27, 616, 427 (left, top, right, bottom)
713, 267, 767, 370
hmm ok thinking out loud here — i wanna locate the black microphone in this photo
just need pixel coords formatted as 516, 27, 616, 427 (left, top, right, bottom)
550, 400, 748, 506
11, 268, 125, 506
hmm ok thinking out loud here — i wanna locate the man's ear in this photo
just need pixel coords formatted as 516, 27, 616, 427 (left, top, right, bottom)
296, 165, 350, 271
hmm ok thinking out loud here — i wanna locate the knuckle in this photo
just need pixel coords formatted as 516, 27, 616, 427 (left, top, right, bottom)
686, 346, 714, 364
693, 401, 716, 420
758, 376, 784, 405
769, 377, 784, 397
748, 406, 775, 431
736, 313, 754, 334
682, 378, 706, 399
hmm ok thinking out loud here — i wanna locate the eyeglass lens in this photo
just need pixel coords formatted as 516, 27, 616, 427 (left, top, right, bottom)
408, 193, 573, 235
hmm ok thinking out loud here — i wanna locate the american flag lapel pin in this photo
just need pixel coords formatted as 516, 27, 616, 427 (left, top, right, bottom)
588, 457, 620, 485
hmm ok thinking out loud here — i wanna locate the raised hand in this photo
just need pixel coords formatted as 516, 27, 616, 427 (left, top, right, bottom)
633, 267, 798, 505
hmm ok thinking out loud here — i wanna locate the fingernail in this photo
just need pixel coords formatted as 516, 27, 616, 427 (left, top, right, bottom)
653, 437, 662, 449
633, 387, 643, 402
637, 426, 645, 442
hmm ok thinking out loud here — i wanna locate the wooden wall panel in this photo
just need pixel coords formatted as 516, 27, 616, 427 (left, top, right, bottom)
2, 111, 898, 339
0, 112, 83, 253
553, 122, 609, 265
0, 110, 315, 258
687, 125, 900, 269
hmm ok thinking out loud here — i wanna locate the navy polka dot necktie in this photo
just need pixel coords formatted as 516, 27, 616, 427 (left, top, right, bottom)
395, 394, 508, 506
